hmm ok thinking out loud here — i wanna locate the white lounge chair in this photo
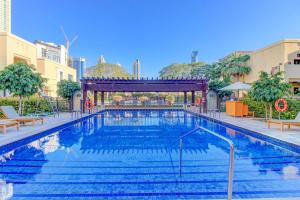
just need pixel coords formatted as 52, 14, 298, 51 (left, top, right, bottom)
0, 106, 43, 126
268, 112, 300, 131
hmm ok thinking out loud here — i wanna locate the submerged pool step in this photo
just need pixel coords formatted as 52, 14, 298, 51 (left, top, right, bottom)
9, 179, 300, 200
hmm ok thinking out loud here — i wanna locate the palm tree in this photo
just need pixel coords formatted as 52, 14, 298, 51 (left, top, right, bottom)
222, 55, 251, 82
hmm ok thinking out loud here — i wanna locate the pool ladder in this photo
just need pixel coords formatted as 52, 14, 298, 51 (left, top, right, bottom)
178, 126, 235, 200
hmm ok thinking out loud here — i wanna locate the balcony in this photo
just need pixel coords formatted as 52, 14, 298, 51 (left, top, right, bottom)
284, 64, 300, 83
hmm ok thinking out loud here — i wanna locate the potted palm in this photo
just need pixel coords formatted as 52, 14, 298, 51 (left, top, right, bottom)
139, 96, 149, 106
113, 95, 123, 106
166, 95, 175, 106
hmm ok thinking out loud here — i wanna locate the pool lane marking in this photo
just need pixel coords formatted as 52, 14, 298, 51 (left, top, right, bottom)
6, 155, 299, 163
11, 190, 300, 197
0, 168, 286, 175
5, 178, 300, 185
1, 160, 299, 169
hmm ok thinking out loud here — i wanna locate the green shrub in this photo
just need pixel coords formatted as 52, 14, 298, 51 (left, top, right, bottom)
242, 96, 300, 119
0, 97, 70, 115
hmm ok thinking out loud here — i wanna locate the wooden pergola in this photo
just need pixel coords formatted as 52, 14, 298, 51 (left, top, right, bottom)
81, 77, 208, 111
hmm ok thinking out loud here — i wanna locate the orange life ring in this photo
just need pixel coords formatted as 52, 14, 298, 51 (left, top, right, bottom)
84, 99, 94, 110
196, 98, 201, 106
275, 98, 288, 113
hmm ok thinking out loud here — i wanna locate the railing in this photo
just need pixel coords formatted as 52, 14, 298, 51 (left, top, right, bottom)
177, 126, 235, 200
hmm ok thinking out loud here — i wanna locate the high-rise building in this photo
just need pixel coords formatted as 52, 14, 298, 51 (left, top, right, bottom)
0, 0, 11, 32
72, 57, 86, 81
133, 59, 140, 79
191, 51, 198, 63
98, 55, 106, 64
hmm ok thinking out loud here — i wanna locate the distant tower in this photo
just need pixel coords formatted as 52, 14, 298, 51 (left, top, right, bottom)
0, 0, 11, 32
98, 55, 106, 64
191, 51, 198, 63
133, 59, 140, 79
72, 57, 86, 82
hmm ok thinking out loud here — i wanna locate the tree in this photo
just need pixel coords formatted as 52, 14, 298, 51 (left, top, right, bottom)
208, 76, 232, 98
190, 64, 212, 78
0, 62, 45, 114
249, 71, 291, 119
159, 62, 206, 78
57, 80, 80, 100
222, 54, 251, 82
166, 94, 175, 105
86, 63, 132, 78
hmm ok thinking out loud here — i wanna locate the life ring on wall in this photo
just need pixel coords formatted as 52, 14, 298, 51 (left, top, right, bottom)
275, 98, 288, 113
84, 99, 94, 110
196, 98, 202, 106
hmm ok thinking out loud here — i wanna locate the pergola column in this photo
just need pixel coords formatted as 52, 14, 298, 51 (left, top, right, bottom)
82, 89, 87, 113
191, 91, 195, 105
94, 91, 98, 106
202, 89, 207, 113
184, 92, 187, 105
101, 91, 105, 107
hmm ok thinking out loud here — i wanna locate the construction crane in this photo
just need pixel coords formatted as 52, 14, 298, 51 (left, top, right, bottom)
60, 26, 78, 66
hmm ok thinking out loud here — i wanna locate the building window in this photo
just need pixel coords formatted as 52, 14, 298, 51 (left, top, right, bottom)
68, 74, 73, 81
41, 48, 47, 58
294, 87, 299, 95
294, 59, 300, 65
297, 54, 300, 57
59, 71, 63, 81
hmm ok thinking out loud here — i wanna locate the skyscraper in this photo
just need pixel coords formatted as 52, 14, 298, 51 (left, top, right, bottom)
98, 55, 106, 64
0, 0, 11, 32
191, 51, 198, 63
73, 57, 86, 82
133, 59, 140, 79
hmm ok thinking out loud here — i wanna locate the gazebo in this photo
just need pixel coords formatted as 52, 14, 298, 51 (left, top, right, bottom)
81, 77, 208, 111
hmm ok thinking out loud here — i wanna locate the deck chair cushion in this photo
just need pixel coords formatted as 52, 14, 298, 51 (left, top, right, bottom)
0, 106, 19, 119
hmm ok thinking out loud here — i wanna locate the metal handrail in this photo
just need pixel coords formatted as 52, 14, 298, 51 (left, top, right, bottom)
178, 125, 234, 200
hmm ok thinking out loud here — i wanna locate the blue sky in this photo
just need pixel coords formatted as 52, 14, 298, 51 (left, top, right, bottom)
13, 0, 300, 77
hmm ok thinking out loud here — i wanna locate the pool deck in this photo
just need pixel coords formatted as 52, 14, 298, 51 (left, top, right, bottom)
0, 112, 91, 147
186, 107, 300, 148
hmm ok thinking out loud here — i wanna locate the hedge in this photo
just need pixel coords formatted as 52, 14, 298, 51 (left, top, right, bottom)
0, 97, 70, 116
242, 96, 300, 119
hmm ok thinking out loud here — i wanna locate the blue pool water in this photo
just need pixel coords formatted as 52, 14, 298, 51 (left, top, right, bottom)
0, 110, 300, 199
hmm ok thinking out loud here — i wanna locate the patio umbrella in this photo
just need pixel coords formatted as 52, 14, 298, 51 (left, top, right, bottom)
219, 82, 251, 91
219, 82, 251, 100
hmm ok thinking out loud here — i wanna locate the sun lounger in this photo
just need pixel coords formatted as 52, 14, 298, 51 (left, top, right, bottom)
0, 120, 19, 134
268, 112, 300, 131
0, 106, 43, 126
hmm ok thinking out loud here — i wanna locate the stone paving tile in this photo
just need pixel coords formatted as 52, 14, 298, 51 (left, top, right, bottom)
186, 107, 300, 147
0, 112, 90, 147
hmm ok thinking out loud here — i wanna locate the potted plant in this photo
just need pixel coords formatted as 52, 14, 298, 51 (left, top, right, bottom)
113, 95, 123, 106
139, 96, 149, 106
166, 95, 175, 106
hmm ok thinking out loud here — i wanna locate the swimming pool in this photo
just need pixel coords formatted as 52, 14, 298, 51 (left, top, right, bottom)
0, 110, 300, 199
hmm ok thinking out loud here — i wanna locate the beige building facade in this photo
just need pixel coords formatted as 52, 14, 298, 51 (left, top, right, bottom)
0, 32, 37, 69
37, 58, 76, 97
0, 32, 77, 97
225, 40, 300, 94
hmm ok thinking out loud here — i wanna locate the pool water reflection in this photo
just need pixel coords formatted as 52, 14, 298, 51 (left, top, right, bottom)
0, 110, 299, 199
